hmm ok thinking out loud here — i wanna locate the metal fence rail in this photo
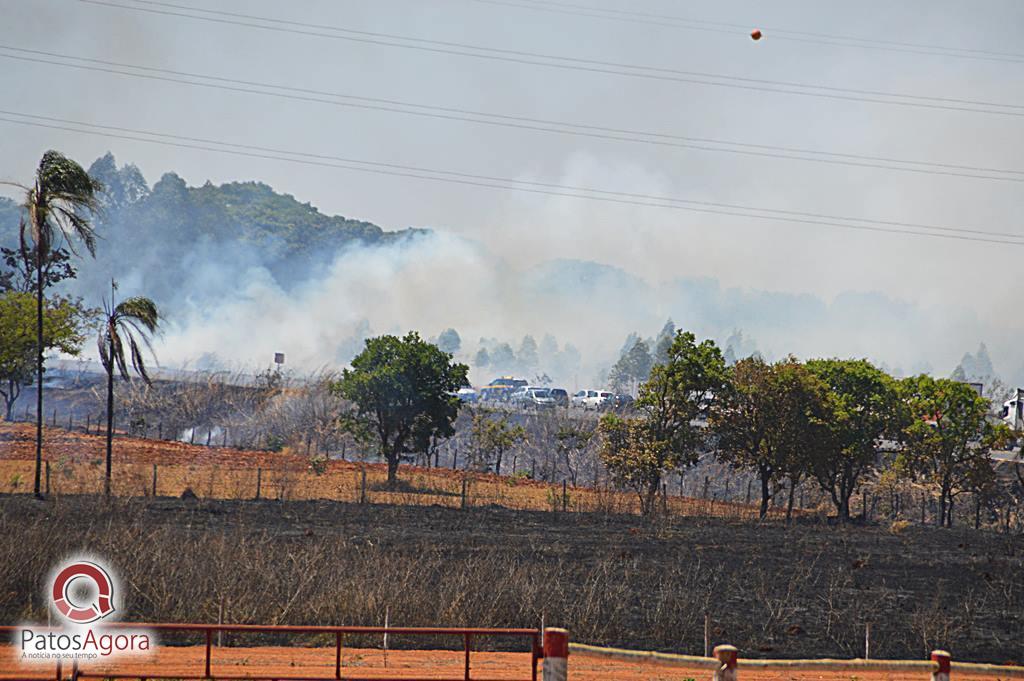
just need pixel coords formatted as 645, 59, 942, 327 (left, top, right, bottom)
0, 623, 542, 681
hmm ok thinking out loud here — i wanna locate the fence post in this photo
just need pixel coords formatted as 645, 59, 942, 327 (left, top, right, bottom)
45, 461, 50, 496
542, 628, 568, 681
86, 414, 90, 434
703, 612, 710, 657
713, 644, 738, 681
255, 468, 262, 500
335, 632, 342, 680
461, 475, 468, 509
152, 464, 158, 497
360, 467, 367, 504
562, 480, 568, 512
931, 650, 951, 681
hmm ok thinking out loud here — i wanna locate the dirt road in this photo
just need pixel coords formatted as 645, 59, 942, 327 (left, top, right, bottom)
1, 645, 1017, 681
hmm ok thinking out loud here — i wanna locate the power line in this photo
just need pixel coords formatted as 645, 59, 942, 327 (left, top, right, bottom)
4, 45, 1022, 184
472, 0, 1024, 65
1, 111, 1021, 247
75, 0, 1024, 118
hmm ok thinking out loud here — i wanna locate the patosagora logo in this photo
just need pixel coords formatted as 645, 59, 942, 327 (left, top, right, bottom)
14, 556, 154, 663
50, 561, 116, 624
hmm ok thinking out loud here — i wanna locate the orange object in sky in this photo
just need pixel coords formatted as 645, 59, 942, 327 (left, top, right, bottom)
751, 28, 763, 41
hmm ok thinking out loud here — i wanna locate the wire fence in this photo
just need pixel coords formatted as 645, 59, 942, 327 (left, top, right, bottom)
2, 407, 1023, 531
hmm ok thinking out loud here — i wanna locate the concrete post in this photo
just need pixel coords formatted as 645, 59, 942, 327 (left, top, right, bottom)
542, 628, 568, 681
713, 644, 738, 681
931, 650, 951, 681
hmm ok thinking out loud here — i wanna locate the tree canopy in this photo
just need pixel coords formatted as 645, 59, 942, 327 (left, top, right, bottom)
0, 291, 92, 419
805, 358, 902, 522
897, 375, 1011, 527
333, 332, 468, 482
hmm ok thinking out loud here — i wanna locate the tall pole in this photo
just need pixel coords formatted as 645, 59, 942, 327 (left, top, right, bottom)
33, 229, 44, 498
104, 280, 115, 497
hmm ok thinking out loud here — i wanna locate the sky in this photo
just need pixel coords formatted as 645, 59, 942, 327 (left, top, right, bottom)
0, 0, 1022, 382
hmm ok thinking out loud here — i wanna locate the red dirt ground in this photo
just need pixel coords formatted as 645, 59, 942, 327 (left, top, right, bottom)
0, 422, 783, 518
0, 646, 1014, 681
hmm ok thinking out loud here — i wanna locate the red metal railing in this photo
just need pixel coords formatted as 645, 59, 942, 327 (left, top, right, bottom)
0, 623, 543, 681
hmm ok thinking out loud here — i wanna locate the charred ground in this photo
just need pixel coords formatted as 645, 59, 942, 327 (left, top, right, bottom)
1, 494, 1021, 663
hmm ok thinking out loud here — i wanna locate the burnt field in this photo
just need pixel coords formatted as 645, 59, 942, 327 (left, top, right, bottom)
1, 495, 1022, 664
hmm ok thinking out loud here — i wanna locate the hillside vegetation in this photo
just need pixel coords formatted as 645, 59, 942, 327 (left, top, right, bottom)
0, 152, 421, 312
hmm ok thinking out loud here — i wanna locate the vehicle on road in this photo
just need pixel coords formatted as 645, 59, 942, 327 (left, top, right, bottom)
480, 376, 528, 401
572, 389, 613, 409
549, 388, 569, 407
456, 387, 479, 403
526, 387, 556, 408
611, 393, 635, 409
511, 386, 556, 408
1000, 389, 1023, 431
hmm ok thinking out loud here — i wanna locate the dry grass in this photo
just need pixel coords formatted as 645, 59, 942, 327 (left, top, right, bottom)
0, 496, 1022, 663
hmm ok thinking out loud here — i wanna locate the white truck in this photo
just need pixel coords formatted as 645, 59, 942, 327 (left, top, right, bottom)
1000, 388, 1023, 431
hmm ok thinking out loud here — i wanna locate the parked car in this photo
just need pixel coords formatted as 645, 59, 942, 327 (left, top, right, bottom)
509, 386, 532, 405
525, 387, 556, 409
549, 388, 569, 407
456, 387, 479, 403
572, 390, 613, 409
611, 393, 635, 409
480, 376, 528, 401
571, 389, 592, 407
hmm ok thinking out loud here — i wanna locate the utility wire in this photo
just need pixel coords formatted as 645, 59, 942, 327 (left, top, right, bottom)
471, 0, 1024, 65
76, 0, 1024, 117
4, 45, 1022, 184
1, 111, 1021, 246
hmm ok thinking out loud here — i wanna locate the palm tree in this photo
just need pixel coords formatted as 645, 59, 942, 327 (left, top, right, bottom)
99, 280, 159, 496
3, 151, 102, 497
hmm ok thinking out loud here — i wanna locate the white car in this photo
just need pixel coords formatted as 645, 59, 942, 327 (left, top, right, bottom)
572, 390, 613, 409
525, 387, 557, 409
456, 387, 479, 403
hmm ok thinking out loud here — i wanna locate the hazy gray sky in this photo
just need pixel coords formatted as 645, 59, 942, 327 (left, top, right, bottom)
1, 0, 1022, 379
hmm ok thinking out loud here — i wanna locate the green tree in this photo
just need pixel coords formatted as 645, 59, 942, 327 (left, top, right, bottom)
806, 358, 901, 522
598, 413, 671, 515
470, 408, 527, 475
897, 375, 1010, 527
600, 331, 727, 515
0, 292, 91, 420
711, 357, 829, 521
98, 282, 160, 497
5, 151, 102, 497
333, 332, 468, 483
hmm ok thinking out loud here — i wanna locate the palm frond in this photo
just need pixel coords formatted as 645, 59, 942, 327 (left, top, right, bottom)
114, 297, 159, 333
37, 151, 104, 206
128, 336, 152, 385
97, 332, 112, 371
51, 205, 98, 256
26, 151, 103, 258
99, 295, 160, 385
